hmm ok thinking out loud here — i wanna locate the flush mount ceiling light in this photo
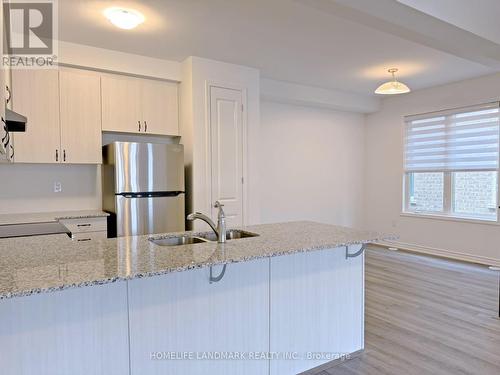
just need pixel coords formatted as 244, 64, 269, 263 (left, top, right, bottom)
104, 7, 145, 30
374, 68, 411, 95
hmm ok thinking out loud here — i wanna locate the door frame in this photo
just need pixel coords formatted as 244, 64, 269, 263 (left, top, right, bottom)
205, 81, 249, 225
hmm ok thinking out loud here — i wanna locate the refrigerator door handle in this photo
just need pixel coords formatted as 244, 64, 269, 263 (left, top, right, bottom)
117, 191, 185, 198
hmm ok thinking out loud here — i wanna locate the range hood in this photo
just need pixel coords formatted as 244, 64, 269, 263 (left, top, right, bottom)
5, 108, 27, 132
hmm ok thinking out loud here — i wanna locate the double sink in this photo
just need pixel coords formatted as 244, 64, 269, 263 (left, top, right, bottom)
150, 229, 259, 247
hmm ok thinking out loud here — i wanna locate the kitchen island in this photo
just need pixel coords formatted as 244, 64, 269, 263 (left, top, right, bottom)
0, 221, 389, 375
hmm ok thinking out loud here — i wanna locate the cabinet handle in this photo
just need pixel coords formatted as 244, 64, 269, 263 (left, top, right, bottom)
77, 238, 91, 242
2, 128, 9, 148
55, 149, 59, 162
144, 121, 147, 132
77, 224, 91, 227
5, 85, 12, 104
345, 244, 366, 259
63, 149, 66, 162
9, 145, 14, 160
5, 85, 11, 104
209, 264, 227, 283
138, 121, 141, 132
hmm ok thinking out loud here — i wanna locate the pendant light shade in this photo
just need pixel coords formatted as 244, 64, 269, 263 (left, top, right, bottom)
374, 68, 410, 95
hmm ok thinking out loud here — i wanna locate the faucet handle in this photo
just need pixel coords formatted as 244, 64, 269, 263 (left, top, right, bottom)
214, 201, 226, 219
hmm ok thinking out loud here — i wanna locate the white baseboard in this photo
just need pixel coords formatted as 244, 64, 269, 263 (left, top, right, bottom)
374, 240, 500, 268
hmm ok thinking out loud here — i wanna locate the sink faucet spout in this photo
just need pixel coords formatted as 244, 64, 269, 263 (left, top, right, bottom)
187, 201, 226, 243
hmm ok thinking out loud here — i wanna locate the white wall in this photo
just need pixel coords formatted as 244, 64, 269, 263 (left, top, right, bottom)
0, 164, 100, 214
260, 101, 365, 228
365, 73, 500, 266
59, 41, 181, 81
180, 57, 261, 227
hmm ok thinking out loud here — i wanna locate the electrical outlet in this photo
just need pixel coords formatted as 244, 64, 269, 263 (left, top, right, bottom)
54, 182, 62, 193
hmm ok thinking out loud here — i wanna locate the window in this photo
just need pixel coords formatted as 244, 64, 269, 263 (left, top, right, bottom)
404, 103, 500, 222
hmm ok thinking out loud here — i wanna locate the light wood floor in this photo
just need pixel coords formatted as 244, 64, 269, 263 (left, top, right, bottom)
304, 246, 500, 375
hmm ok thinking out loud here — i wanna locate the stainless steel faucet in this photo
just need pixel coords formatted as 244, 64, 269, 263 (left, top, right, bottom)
187, 201, 226, 243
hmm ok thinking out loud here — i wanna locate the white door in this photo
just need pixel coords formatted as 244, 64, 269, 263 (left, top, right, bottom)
209, 86, 244, 226
59, 69, 102, 164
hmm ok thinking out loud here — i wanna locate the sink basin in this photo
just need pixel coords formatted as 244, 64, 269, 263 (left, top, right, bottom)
150, 230, 259, 247
198, 229, 259, 242
150, 236, 209, 247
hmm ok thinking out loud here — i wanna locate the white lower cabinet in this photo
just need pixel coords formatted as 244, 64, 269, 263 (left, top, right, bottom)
127, 258, 270, 375
269, 246, 364, 375
0, 282, 130, 375
0, 247, 364, 375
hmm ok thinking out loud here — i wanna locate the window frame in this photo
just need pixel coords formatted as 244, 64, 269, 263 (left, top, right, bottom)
402, 102, 500, 224
403, 170, 499, 223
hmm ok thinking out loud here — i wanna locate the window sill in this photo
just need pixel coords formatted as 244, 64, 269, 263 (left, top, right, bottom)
400, 211, 499, 226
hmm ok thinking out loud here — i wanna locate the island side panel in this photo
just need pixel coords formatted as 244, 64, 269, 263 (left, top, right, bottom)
127, 258, 270, 375
269, 245, 364, 375
0, 282, 130, 375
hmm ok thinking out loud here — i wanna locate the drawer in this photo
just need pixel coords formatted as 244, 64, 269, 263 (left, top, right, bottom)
60, 217, 107, 233
71, 231, 107, 242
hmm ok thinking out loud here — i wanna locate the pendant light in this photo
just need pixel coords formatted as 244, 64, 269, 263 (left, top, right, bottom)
374, 68, 410, 95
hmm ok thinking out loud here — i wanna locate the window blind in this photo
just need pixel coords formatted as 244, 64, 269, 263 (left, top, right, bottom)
404, 102, 500, 172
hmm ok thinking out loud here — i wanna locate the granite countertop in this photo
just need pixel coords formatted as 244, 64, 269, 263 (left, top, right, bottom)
0, 210, 109, 226
0, 221, 391, 300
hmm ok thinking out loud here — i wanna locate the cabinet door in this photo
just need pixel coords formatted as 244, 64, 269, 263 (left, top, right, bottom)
209, 86, 244, 227
60, 69, 102, 164
101, 74, 142, 133
270, 247, 364, 375
11, 69, 60, 163
128, 258, 270, 375
0, 282, 130, 375
141, 79, 179, 135
0, 1, 7, 161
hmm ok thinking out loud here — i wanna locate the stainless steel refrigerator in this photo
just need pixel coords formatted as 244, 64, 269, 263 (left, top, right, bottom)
102, 142, 185, 237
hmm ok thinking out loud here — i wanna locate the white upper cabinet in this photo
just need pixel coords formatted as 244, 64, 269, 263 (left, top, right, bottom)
102, 73, 179, 136
0, 1, 8, 162
141, 79, 179, 136
12, 69, 61, 163
59, 69, 102, 164
12, 68, 102, 164
10, 68, 179, 164
101, 74, 142, 134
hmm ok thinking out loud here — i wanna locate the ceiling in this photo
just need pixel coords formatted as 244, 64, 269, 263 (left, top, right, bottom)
58, 0, 499, 96
398, 0, 500, 45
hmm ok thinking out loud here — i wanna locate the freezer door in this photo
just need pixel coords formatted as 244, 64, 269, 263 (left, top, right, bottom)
116, 194, 185, 237
109, 142, 184, 193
